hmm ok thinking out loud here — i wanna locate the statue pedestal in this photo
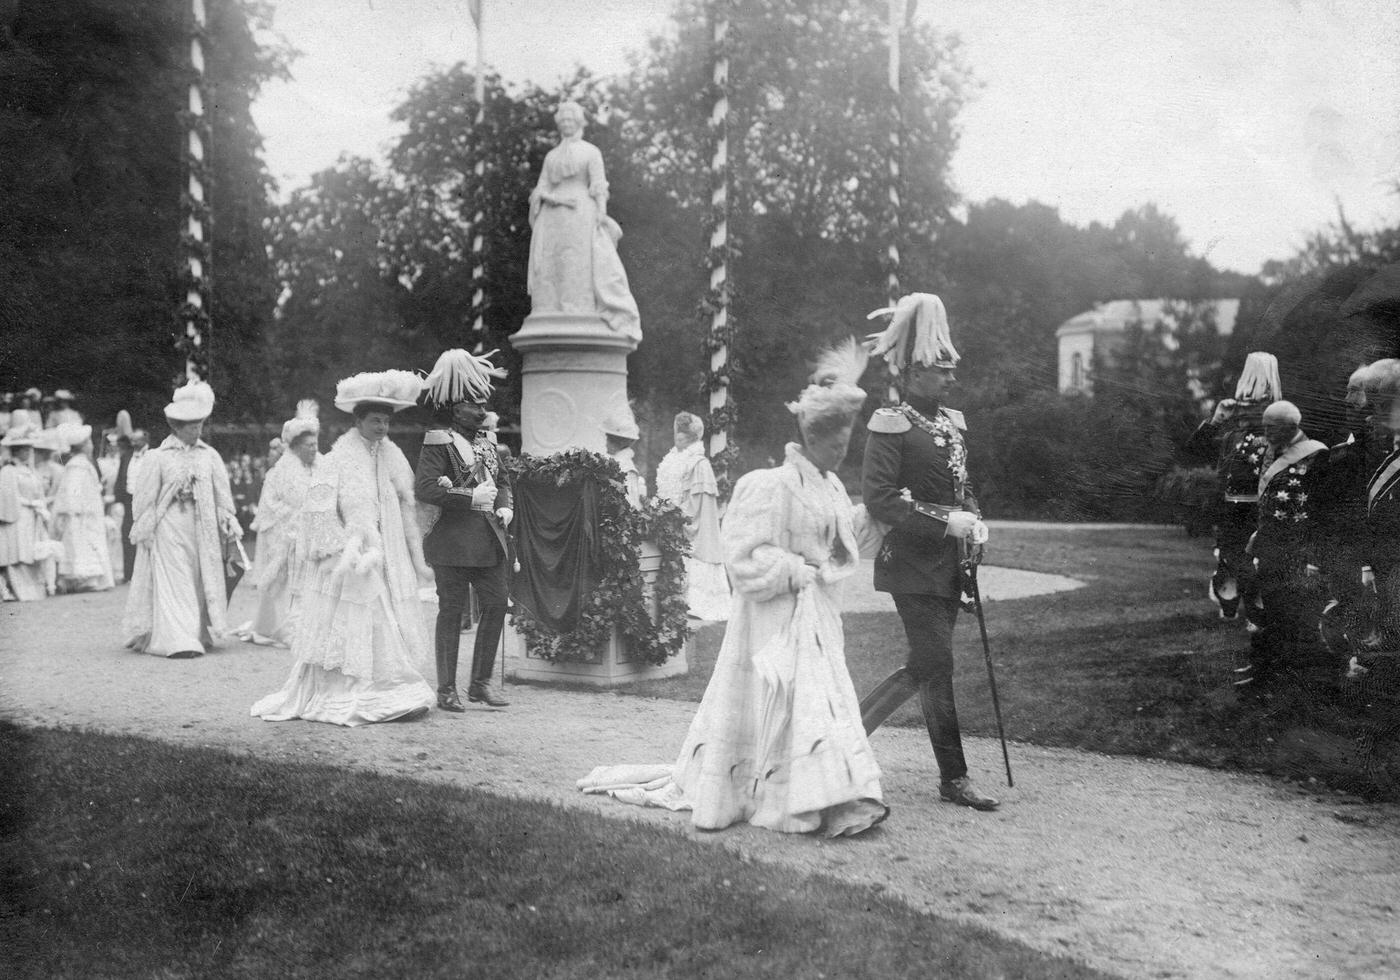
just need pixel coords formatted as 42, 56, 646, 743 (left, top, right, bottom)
512, 312, 637, 455
502, 542, 692, 687
507, 311, 689, 687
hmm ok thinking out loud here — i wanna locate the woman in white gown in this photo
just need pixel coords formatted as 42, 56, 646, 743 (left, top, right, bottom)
252, 371, 435, 726
240, 402, 321, 646
51, 423, 114, 593
581, 342, 888, 837
121, 381, 241, 658
655, 412, 732, 621
0, 427, 56, 600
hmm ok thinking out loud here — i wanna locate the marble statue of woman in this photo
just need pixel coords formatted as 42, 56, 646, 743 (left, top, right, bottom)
527, 101, 641, 341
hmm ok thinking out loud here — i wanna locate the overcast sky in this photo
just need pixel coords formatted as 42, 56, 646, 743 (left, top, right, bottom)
251, 0, 1400, 274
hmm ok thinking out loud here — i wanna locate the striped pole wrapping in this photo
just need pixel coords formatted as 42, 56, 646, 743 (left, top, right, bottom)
886, 0, 902, 306
179, 0, 212, 381
706, 0, 733, 491
470, 8, 486, 350
884, 0, 904, 404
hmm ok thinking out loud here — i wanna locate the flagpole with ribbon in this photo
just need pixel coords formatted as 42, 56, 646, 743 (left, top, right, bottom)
468, 0, 486, 351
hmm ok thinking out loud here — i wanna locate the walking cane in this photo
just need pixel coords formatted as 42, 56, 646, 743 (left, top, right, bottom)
964, 557, 1013, 787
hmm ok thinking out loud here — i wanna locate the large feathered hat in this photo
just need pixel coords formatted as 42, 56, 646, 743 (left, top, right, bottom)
0, 425, 37, 448
423, 348, 507, 407
55, 422, 92, 449
333, 370, 424, 413
280, 399, 321, 444
163, 380, 216, 422
865, 293, 959, 374
1233, 352, 1282, 404
787, 338, 869, 426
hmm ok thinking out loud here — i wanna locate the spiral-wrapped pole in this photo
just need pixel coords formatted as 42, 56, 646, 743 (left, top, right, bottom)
178, 0, 213, 382
882, 0, 906, 404
705, 0, 734, 495
470, 2, 486, 351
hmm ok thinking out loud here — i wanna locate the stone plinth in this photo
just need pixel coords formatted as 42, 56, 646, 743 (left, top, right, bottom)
512, 311, 638, 455
503, 540, 692, 687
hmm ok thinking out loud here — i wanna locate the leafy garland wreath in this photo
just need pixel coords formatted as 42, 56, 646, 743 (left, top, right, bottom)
507, 448, 693, 665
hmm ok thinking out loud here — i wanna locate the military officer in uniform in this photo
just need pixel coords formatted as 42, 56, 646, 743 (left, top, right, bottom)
415, 349, 513, 712
1362, 359, 1400, 649
1182, 352, 1284, 629
1315, 364, 1386, 658
856, 293, 998, 812
1240, 401, 1328, 692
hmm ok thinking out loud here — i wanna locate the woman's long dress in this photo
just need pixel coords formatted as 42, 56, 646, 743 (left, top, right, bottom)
121, 436, 237, 656
527, 136, 641, 339
580, 445, 887, 837
53, 454, 114, 593
243, 452, 319, 645
0, 462, 53, 600
252, 431, 434, 727
655, 441, 732, 621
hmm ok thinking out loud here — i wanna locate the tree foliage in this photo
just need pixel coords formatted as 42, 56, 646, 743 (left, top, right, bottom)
0, 0, 287, 425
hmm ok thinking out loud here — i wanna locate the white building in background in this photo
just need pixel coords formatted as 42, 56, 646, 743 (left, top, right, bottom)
1056, 298, 1240, 394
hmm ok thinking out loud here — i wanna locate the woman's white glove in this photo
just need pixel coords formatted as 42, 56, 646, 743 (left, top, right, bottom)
495, 507, 514, 528
944, 511, 981, 541
471, 483, 496, 508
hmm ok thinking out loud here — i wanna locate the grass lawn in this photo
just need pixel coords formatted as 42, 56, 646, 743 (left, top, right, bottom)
0, 724, 1111, 980
616, 525, 1400, 801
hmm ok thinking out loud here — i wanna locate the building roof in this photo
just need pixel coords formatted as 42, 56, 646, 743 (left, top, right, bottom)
1056, 298, 1239, 338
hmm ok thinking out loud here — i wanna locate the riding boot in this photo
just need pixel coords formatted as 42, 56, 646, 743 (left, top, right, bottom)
918, 677, 968, 782
859, 667, 919, 735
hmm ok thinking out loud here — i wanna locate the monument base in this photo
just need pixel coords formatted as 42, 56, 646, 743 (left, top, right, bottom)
512, 311, 637, 456
501, 541, 692, 688
502, 623, 692, 687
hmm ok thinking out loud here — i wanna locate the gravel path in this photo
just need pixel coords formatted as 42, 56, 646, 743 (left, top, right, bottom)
3, 586, 1398, 980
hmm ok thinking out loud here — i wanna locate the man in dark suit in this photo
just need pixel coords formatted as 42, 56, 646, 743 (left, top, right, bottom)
856, 293, 998, 812
114, 428, 148, 583
415, 349, 512, 712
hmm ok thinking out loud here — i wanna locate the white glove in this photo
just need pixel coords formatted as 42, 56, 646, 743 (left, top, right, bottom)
471, 483, 496, 508
437, 475, 453, 489
1211, 398, 1237, 424
495, 507, 514, 528
969, 519, 990, 546
944, 511, 980, 541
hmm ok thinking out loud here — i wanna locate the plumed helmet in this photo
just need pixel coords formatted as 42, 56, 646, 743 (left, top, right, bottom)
865, 293, 959, 374
423, 348, 507, 407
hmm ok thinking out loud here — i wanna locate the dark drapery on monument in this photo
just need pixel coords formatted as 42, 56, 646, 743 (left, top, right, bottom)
511, 475, 601, 634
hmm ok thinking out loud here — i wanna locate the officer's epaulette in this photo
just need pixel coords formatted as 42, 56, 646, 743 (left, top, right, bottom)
867, 408, 911, 434
422, 428, 452, 446
943, 407, 967, 431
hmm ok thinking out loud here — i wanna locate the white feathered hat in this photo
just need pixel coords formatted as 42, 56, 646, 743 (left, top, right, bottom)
55, 422, 92, 448
163, 380, 216, 422
1233, 352, 1282, 404
787, 338, 869, 425
333, 370, 424, 413
423, 348, 507, 407
280, 399, 321, 444
865, 293, 959, 373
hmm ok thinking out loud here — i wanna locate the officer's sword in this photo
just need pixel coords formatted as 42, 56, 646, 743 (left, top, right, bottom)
964, 555, 1013, 788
